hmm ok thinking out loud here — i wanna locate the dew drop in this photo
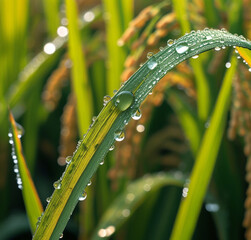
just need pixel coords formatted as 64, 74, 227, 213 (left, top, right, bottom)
87, 180, 92, 186
182, 187, 189, 197
214, 46, 221, 51
53, 180, 62, 189
103, 95, 111, 105
205, 203, 220, 212
79, 191, 87, 201
136, 124, 145, 133
175, 43, 189, 54
126, 193, 135, 202
65, 156, 72, 164
59, 233, 63, 239
46, 197, 52, 203
43, 42, 56, 55
121, 209, 131, 217
14, 164, 19, 173
9, 139, 14, 144
167, 39, 174, 46
8, 132, 12, 138
192, 55, 199, 59
206, 36, 212, 40
249, 68, 251, 72
100, 159, 105, 165
225, 62, 231, 68
114, 130, 125, 142
147, 52, 154, 59
109, 145, 115, 151
159, 46, 164, 51
115, 91, 134, 111
147, 57, 158, 70
132, 109, 142, 120
143, 184, 151, 192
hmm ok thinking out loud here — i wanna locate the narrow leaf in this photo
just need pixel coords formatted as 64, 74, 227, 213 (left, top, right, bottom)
237, 46, 251, 66
33, 29, 251, 240
170, 55, 238, 240
9, 112, 43, 234
91, 172, 185, 240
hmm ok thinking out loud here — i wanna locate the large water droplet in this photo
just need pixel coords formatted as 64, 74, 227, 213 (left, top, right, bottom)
114, 130, 125, 142
175, 43, 189, 54
109, 145, 115, 151
192, 55, 199, 59
53, 180, 62, 189
16, 123, 25, 138
115, 91, 134, 111
147, 57, 158, 70
79, 191, 87, 201
215, 46, 221, 51
87, 180, 92, 186
59, 233, 63, 239
132, 109, 142, 120
100, 159, 105, 165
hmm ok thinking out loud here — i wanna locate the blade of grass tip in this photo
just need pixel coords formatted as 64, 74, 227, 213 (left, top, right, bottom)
91, 172, 185, 240
172, 0, 211, 122
66, 0, 93, 135
102, 0, 127, 95
33, 30, 251, 240
170, 55, 238, 240
42, 0, 60, 37
9, 112, 43, 234
237, 46, 251, 67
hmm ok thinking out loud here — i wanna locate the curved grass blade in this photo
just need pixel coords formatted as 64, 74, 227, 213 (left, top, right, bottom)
9, 112, 43, 234
170, 55, 238, 240
66, 0, 93, 135
33, 29, 251, 240
91, 172, 185, 240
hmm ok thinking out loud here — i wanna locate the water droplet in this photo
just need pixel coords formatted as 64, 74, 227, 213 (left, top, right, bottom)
249, 68, 251, 72
182, 187, 189, 197
8, 132, 12, 137
87, 180, 92, 186
225, 62, 231, 68
59, 233, 63, 239
215, 46, 221, 51
83, 11, 95, 22
147, 52, 154, 59
103, 95, 111, 105
192, 55, 199, 59
43, 42, 56, 55
136, 124, 145, 133
57, 26, 68, 37
46, 197, 52, 203
115, 91, 134, 111
79, 191, 87, 201
205, 203, 220, 212
100, 159, 105, 165
98, 229, 107, 238
159, 46, 164, 51
126, 193, 135, 202
109, 145, 115, 151
147, 57, 158, 70
167, 39, 174, 46
122, 209, 131, 217
206, 36, 212, 40
132, 109, 142, 120
205, 120, 210, 128
16, 123, 25, 138
65, 156, 72, 164
175, 43, 189, 54
14, 165, 19, 173
114, 130, 125, 142
143, 184, 151, 192
9, 139, 14, 144
53, 180, 62, 189
92, 116, 97, 122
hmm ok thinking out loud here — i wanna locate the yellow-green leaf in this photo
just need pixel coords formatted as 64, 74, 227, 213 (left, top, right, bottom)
9, 112, 43, 233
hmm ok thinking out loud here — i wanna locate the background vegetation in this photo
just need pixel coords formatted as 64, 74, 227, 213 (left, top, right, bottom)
1, 0, 251, 239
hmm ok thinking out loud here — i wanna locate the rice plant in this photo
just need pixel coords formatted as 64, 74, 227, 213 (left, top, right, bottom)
2, 0, 251, 240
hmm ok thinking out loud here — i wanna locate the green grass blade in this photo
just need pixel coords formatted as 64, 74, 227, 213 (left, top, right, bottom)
170, 55, 238, 240
102, 0, 127, 95
9, 112, 43, 234
42, 0, 60, 37
66, 0, 93, 135
237, 46, 251, 66
166, 89, 201, 155
91, 172, 185, 240
32, 30, 251, 240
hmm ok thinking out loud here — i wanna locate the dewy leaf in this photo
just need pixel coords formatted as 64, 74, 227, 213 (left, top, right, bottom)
91, 172, 185, 240
9, 112, 43, 234
33, 29, 251, 240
